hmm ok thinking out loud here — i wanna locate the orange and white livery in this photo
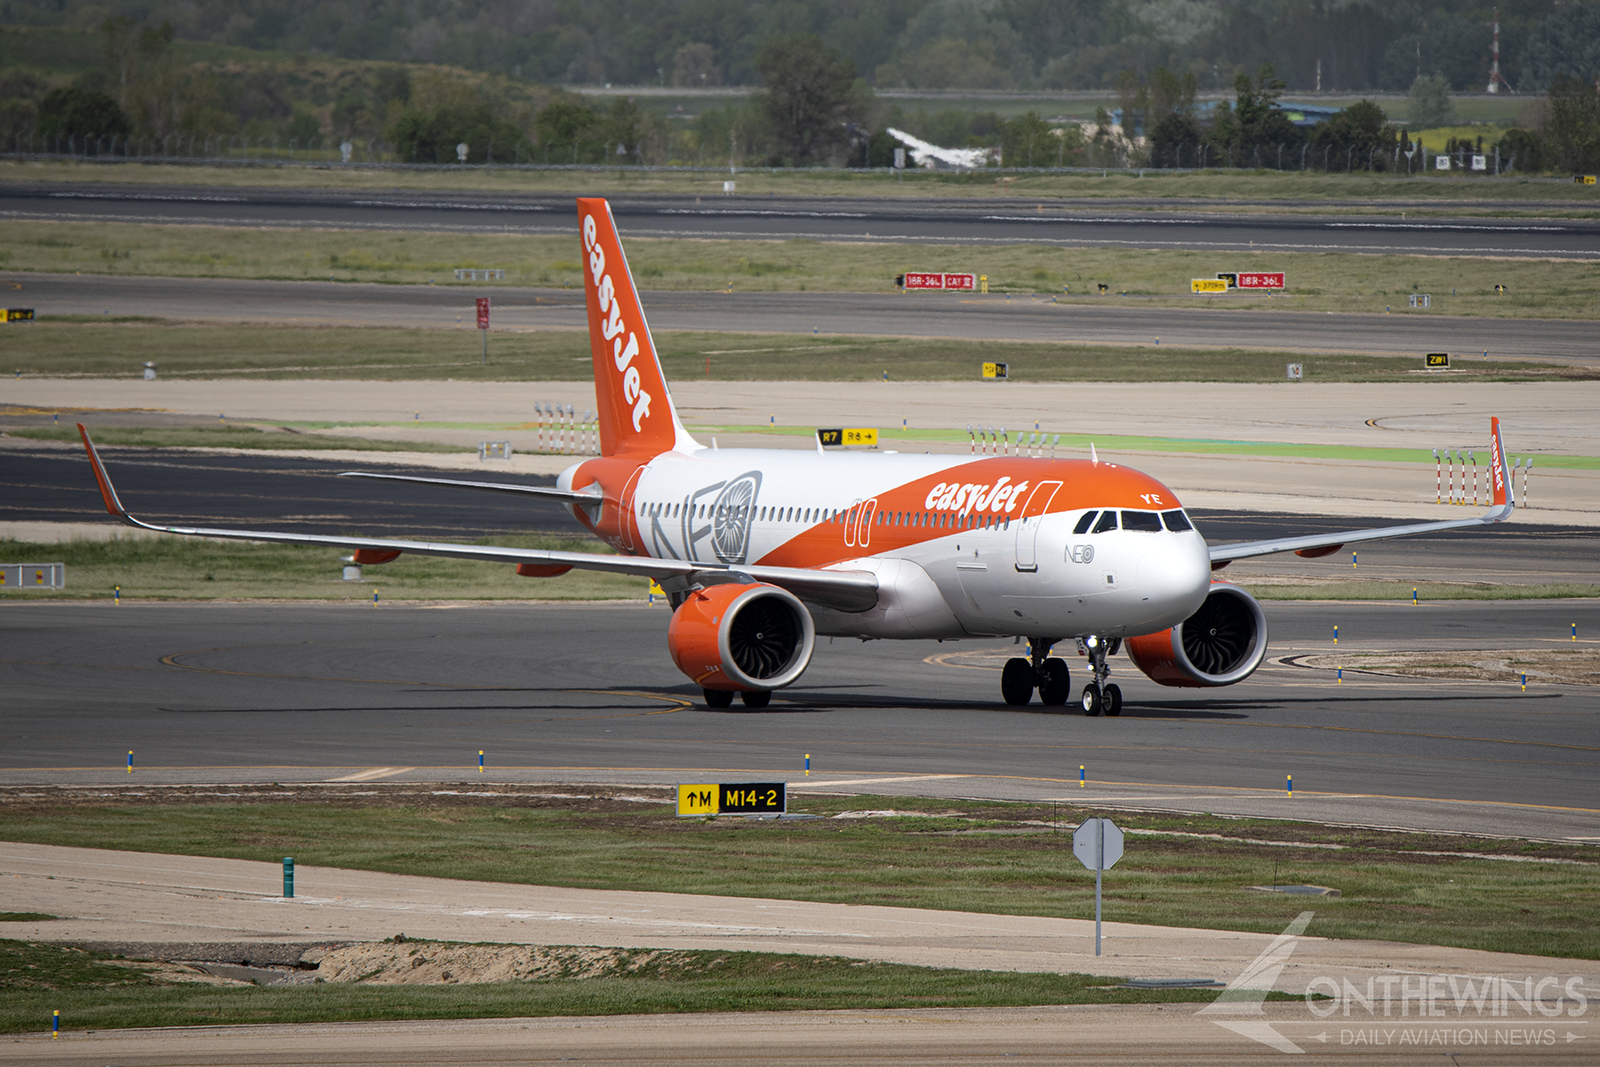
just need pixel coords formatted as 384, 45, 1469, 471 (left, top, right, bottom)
79, 197, 1516, 713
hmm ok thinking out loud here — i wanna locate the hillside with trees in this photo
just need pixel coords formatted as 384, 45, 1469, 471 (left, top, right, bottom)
2, 5, 1595, 171
2, 0, 1593, 93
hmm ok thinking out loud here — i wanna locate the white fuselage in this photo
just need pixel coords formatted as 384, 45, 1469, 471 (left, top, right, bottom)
564, 446, 1212, 642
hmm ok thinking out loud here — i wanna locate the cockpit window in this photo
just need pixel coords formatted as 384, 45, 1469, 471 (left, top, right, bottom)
1091, 511, 1119, 534
1162, 509, 1194, 532
1073, 511, 1098, 535
1121, 510, 1162, 532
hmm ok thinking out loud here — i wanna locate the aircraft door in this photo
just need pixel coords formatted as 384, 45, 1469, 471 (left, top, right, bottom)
1013, 481, 1062, 572
616, 466, 645, 553
843, 499, 862, 547
857, 498, 878, 548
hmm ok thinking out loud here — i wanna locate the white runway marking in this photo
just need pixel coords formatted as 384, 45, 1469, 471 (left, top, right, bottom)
327, 767, 416, 782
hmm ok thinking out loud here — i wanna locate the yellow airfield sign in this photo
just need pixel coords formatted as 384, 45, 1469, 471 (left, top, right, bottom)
1191, 278, 1229, 294
677, 782, 787, 816
817, 427, 878, 447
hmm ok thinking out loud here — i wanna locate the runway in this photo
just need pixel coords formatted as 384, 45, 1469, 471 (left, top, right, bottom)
6, 183, 1599, 258
10, 270, 1599, 366
11, 1001, 1592, 1066
3, 599, 1596, 839
5, 442, 1596, 581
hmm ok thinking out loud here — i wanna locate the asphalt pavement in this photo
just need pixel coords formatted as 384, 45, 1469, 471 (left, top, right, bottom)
3, 599, 1595, 839
5, 183, 1599, 258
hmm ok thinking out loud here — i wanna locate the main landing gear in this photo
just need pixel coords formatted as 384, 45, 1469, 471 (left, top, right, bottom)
1001, 639, 1073, 708
1078, 634, 1122, 717
702, 688, 771, 709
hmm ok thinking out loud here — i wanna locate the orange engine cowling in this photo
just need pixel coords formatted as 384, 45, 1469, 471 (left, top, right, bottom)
666, 582, 816, 692
1124, 583, 1269, 688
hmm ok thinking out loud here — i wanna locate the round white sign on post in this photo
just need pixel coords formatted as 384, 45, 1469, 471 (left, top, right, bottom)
1072, 817, 1124, 870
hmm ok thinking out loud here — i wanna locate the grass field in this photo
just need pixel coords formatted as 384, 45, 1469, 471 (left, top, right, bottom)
6, 159, 1597, 213
7, 321, 1597, 386
0, 534, 646, 602
6, 220, 1598, 319
1, 790, 1593, 961
0, 939, 1223, 1034
5, 425, 463, 453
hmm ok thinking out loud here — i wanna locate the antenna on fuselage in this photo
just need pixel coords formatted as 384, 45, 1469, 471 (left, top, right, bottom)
1090, 442, 1098, 466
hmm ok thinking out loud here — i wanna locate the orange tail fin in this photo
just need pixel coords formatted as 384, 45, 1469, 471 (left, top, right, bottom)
1488, 415, 1509, 507
577, 198, 697, 458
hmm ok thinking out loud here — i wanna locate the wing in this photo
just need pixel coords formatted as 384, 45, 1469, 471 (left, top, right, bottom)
1208, 416, 1514, 565
77, 426, 878, 613
338, 471, 602, 504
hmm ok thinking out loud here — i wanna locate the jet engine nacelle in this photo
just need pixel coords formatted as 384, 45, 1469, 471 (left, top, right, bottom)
1123, 582, 1268, 688
666, 582, 816, 692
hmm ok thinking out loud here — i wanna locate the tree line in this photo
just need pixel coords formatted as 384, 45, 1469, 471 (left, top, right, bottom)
3, 0, 1597, 93
4, 18, 1597, 173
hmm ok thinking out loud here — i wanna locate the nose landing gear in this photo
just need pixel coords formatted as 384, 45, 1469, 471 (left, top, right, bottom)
1001, 638, 1072, 708
1078, 635, 1122, 717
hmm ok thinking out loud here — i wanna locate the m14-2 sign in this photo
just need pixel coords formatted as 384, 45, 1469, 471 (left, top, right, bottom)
677, 782, 787, 816
1236, 272, 1285, 290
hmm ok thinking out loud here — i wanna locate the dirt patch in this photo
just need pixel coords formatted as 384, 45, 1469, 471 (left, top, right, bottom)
1297, 647, 1600, 686
0, 783, 677, 815
305, 943, 700, 985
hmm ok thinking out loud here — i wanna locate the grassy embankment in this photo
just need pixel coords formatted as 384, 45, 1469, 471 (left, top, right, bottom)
7, 321, 1598, 386
0, 937, 1210, 1034
0, 534, 644, 602
1, 790, 1594, 962
4, 157, 1596, 215
5, 219, 1598, 318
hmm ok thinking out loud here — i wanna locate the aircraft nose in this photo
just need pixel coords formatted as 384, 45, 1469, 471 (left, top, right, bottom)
1135, 538, 1210, 618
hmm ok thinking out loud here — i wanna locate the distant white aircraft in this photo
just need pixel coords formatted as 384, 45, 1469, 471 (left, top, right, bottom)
886, 127, 992, 170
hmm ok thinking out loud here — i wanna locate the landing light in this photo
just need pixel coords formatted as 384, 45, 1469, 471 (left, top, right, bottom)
1084, 634, 1100, 649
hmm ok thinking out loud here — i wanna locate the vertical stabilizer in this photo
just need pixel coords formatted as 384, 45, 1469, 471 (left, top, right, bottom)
576, 198, 698, 457
1488, 416, 1509, 507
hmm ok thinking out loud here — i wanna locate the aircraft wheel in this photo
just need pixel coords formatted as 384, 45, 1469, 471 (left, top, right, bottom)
1001, 657, 1034, 706
1038, 659, 1072, 707
703, 688, 734, 709
740, 690, 772, 709
1081, 683, 1103, 717
1103, 683, 1123, 717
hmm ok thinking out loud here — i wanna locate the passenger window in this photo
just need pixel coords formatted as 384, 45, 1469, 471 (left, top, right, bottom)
1122, 511, 1162, 532
1073, 511, 1098, 535
1092, 511, 1118, 534
1162, 510, 1193, 532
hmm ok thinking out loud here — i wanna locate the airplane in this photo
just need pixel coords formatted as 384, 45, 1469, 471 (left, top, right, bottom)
77, 196, 1516, 714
